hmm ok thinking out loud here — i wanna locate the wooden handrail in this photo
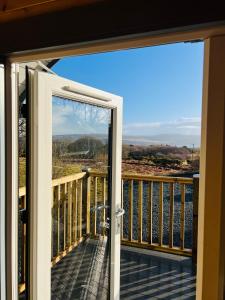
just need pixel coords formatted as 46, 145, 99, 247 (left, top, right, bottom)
52, 172, 86, 186
123, 174, 193, 184
89, 171, 193, 184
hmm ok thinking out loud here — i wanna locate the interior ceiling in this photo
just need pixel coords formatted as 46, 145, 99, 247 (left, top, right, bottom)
0, 0, 100, 23
0, 1, 225, 56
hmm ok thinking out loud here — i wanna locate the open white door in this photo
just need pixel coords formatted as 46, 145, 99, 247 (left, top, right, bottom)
29, 70, 123, 300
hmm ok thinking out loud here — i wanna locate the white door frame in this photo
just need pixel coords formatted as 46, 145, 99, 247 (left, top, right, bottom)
29, 70, 123, 300
4, 27, 225, 300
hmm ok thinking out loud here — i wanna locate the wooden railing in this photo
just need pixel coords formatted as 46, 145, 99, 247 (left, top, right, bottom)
121, 174, 195, 256
51, 172, 86, 265
89, 172, 197, 256
18, 172, 87, 293
18, 171, 199, 293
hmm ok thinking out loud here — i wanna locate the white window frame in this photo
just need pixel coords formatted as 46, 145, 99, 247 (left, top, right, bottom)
29, 70, 123, 300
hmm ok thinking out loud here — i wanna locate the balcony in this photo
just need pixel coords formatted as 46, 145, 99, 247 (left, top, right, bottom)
18, 171, 198, 299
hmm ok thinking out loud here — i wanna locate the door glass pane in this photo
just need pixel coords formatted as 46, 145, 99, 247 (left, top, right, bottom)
51, 96, 111, 300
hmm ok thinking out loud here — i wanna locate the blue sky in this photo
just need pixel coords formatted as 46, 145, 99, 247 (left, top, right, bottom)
52, 42, 204, 146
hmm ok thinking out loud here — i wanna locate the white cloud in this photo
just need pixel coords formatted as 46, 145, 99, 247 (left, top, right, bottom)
123, 122, 161, 130
52, 98, 111, 135
123, 117, 201, 136
177, 125, 200, 129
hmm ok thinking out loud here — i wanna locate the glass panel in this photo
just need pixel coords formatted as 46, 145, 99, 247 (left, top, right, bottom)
51, 96, 111, 300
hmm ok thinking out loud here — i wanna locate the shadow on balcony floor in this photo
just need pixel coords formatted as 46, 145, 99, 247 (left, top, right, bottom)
51, 238, 109, 300
120, 246, 196, 300
20, 242, 196, 300
51, 243, 196, 300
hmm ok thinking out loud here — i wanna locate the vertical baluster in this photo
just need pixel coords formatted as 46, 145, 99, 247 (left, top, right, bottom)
93, 177, 98, 236
78, 180, 83, 239
121, 179, 124, 239
192, 175, 199, 263
77, 180, 80, 239
73, 180, 78, 243
61, 183, 66, 250
148, 181, 153, 244
159, 182, 163, 246
102, 177, 106, 236
67, 181, 72, 247
180, 183, 185, 250
56, 185, 60, 254
138, 181, 143, 243
51, 187, 54, 259
129, 180, 133, 241
71, 183, 74, 243
85, 174, 91, 235
169, 182, 174, 248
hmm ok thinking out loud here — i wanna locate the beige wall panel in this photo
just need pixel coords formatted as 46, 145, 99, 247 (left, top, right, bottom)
197, 35, 225, 300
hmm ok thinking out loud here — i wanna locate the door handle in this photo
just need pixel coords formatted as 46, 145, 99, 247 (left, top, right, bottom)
115, 208, 125, 218
100, 221, 110, 229
97, 205, 109, 210
91, 205, 109, 212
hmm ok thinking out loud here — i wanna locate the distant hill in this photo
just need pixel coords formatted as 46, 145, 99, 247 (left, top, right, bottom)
53, 133, 108, 144
53, 133, 200, 147
123, 134, 200, 147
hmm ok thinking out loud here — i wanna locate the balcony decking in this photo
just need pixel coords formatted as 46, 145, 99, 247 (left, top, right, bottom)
50, 242, 196, 300
120, 246, 196, 300
51, 238, 109, 300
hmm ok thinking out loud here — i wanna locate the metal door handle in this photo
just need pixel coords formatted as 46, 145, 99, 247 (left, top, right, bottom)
100, 221, 110, 229
97, 205, 109, 210
115, 208, 125, 218
91, 204, 109, 212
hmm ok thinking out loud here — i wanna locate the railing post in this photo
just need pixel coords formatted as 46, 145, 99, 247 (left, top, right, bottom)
82, 168, 91, 235
192, 174, 199, 264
